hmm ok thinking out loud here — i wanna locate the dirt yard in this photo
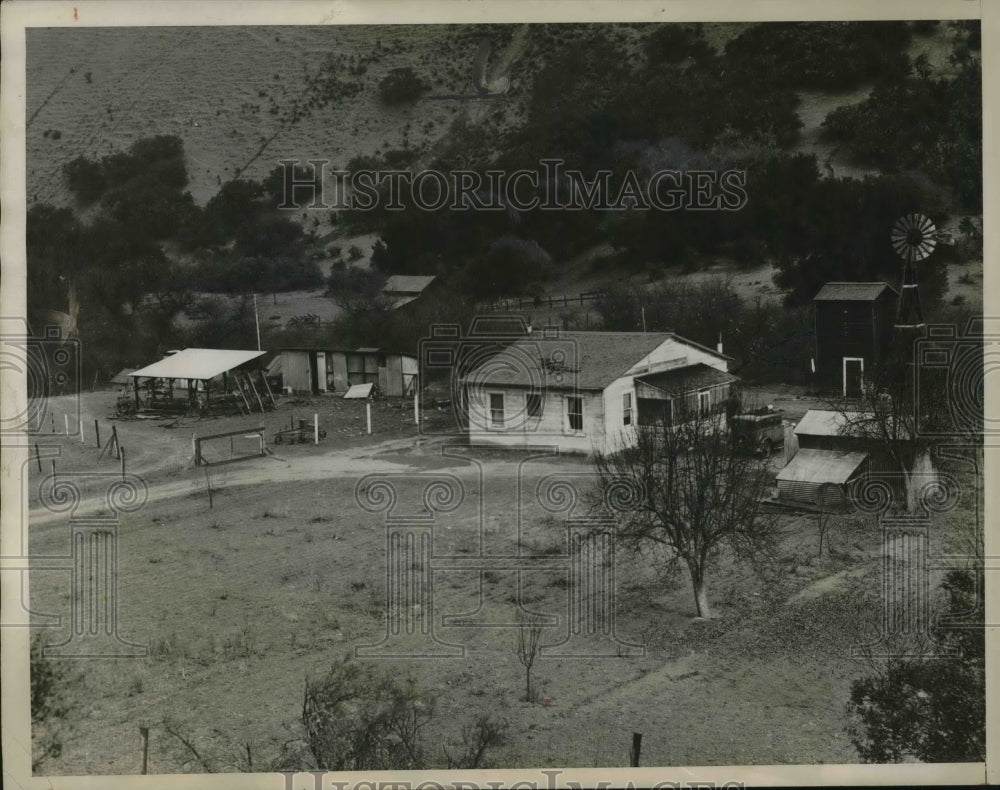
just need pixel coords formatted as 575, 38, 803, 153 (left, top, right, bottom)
24, 388, 969, 773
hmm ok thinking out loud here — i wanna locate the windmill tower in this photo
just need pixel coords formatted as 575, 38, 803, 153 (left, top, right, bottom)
890, 213, 935, 331
883, 213, 936, 434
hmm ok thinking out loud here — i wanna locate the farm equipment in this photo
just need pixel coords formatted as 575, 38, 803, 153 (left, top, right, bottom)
273, 419, 326, 444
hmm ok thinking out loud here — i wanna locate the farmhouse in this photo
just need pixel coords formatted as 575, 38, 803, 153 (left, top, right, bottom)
381, 275, 441, 310
280, 347, 418, 397
460, 330, 736, 454
813, 282, 899, 397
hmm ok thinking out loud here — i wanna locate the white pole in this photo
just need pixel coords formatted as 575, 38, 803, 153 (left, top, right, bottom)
366, 402, 372, 435
79, 417, 85, 444
253, 292, 261, 352
314, 413, 319, 445
64, 414, 69, 435
413, 388, 419, 426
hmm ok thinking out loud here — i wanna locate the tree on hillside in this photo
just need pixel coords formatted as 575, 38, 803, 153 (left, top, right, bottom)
378, 67, 429, 106
592, 403, 778, 618
847, 568, 985, 762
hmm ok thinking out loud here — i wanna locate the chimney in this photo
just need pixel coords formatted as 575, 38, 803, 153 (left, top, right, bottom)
716, 333, 724, 355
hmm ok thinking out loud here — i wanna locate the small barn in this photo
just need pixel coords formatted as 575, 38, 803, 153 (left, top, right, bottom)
280, 347, 418, 397
813, 282, 899, 396
459, 330, 736, 454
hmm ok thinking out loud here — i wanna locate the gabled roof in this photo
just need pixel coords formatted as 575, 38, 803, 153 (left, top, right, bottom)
813, 282, 899, 302
382, 275, 437, 294
776, 449, 869, 485
461, 331, 727, 391
636, 364, 737, 397
129, 349, 266, 381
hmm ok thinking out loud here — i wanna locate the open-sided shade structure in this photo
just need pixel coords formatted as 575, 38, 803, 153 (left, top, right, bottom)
128, 349, 266, 382
125, 348, 268, 413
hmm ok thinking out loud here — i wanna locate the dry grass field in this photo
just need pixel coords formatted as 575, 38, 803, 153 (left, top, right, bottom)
24, 388, 977, 773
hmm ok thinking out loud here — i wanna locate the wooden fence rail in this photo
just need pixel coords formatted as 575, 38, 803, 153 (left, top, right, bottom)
482, 290, 606, 312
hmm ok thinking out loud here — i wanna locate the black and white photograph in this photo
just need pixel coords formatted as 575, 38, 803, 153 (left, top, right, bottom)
1, 1, 994, 787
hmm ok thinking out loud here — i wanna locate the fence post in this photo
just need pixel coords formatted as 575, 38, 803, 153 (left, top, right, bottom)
64, 414, 69, 436
79, 417, 85, 444
630, 732, 642, 767
120, 447, 126, 482
366, 402, 372, 435
314, 413, 319, 445
140, 726, 149, 775
94, 419, 101, 449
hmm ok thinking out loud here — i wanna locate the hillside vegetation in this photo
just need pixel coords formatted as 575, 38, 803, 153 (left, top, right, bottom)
26, 21, 982, 381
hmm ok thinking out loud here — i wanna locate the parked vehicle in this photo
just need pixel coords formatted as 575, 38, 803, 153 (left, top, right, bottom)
730, 408, 784, 456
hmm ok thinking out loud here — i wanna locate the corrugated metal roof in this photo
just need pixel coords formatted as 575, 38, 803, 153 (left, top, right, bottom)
128, 349, 266, 381
776, 449, 869, 485
813, 282, 899, 301
382, 275, 437, 294
636, 364, 736, 397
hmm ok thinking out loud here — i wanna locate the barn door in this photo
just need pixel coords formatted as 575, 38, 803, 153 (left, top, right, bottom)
843, 357, 864, 398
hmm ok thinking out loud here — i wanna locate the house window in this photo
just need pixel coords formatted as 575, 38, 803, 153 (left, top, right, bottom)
526, 391, 542, 419
490, 393, 505, 427
623, 392, 633, 426
698, 390, 711, 416
567, 396, 583, 432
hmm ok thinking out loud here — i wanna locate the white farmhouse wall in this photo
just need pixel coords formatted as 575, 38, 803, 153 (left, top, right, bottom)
602, 374, 638, 454
466, 387, 605, 453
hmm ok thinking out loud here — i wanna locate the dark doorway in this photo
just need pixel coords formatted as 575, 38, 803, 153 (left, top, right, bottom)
843, 357, 863, 397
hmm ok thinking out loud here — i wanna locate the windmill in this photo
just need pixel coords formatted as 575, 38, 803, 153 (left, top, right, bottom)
890, 212, 936, 330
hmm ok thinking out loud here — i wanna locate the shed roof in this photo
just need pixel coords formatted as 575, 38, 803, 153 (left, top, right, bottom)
776, 449, 869, 485
461, 331, 730, 391
794, 409, 860, 437
813, 282, 899, 301
636, 364, 737, 397
128, 349, 266, 381
382, 275, 437, 294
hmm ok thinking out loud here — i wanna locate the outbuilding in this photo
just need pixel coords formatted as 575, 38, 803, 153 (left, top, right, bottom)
813, 282, 899, 396
279, 347, 418, 397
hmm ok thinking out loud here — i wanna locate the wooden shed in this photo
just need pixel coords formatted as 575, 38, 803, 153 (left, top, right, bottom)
813, 282, 898, 396
280, 347, 418, 397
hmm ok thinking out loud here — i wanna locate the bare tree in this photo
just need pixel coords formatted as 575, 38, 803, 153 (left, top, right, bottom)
514, 610, 544, 702
593, 406, 777, 619
815, 482, 838, 557
831, 339, 952, 511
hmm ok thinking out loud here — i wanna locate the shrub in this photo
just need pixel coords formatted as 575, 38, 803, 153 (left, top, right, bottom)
31, 634, 74, 771
302, 656, 433, 771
